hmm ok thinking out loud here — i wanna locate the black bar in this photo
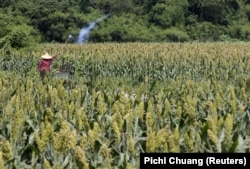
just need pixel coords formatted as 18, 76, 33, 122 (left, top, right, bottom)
140, 153, 250, 169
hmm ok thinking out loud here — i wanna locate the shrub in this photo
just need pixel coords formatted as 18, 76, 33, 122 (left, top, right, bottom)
158, 27, 190, 42
186, 22, 228, 41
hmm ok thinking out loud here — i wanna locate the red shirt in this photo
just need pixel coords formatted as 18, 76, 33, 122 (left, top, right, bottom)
38, 55, 58, 72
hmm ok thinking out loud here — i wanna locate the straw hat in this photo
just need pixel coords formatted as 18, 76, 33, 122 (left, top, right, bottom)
41, 53, 53, 59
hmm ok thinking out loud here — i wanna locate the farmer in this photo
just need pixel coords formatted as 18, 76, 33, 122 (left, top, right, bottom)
38, 52, 60, 81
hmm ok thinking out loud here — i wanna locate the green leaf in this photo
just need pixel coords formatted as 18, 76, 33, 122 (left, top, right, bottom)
94, 140, 102, 153
62, 154, 72, 168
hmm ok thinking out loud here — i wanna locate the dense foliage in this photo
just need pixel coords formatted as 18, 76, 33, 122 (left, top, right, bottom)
1, 0, 250, 49
0, 42, 250, 168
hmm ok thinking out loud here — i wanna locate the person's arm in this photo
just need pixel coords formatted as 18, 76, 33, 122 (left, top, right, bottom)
52, 53, 60, 61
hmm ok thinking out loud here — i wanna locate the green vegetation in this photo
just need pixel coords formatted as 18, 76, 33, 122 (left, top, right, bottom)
0, 43, 250, 168
1, 0, 250, 50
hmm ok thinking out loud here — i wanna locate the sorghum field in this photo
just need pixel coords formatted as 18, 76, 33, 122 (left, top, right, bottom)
0, 42, 250, 169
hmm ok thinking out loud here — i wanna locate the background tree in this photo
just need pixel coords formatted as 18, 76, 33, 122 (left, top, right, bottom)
0, 0, 250, 46
0, 8, 40, 49
148, 0, 189, 28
